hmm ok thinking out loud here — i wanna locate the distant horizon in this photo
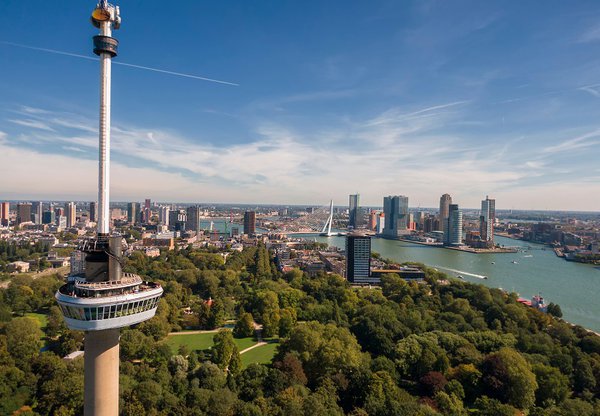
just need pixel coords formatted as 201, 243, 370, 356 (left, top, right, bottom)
1, 198, 598, 215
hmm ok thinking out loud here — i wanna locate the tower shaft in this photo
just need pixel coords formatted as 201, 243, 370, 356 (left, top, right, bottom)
84, 329, 120, 415
97, 21, 112, 235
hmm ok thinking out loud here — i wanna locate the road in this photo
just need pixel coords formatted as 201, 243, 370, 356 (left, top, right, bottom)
0, 265, 69, 289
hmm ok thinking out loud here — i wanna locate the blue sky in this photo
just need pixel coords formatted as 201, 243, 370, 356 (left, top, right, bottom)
1, 1, 600, 210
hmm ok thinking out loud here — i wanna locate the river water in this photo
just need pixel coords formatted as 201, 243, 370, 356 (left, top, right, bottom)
293, 234, 600, 332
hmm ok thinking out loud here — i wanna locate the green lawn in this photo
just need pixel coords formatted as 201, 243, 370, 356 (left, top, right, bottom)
25, 312, 48, 329
241, 341, 279, 368
165, 331, 257, 353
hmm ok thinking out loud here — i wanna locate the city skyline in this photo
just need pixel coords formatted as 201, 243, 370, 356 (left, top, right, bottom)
2, 1, 600, 210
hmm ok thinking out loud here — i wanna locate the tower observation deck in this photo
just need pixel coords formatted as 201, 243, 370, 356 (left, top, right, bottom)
55, 2, 163, 415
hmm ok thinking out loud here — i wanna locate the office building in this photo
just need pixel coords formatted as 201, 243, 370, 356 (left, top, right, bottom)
1, 202, 9, 226
143, 198, 151, 223
16, 203, 32, 225
244, 211, 256, 235
445, 204, 463, 246
42, 211, 56, 225
32, 201, 43, 224
480, 196, 496, 247
186, 205, 201, 233
345, 234, 377, 284
89, 201, 97, 223
438, 194, 452, 231
159, 206, 170, 226
127, 202, 140, 225
368, 210, 378, 231
169, 210, 187, 232
383, 195, 409, 238
65, 202, 76, 228
348, 194, 360, 229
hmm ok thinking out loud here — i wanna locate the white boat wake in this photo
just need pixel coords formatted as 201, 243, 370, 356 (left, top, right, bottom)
433, 265, 488, 279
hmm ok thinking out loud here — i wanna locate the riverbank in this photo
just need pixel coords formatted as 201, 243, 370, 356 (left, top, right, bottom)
394, 237, 517, 254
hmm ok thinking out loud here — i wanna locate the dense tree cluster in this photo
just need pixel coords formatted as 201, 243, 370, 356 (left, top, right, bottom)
2, 245, 600, 415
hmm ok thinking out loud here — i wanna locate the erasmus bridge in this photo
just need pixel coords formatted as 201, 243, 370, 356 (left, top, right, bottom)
278, 200, 346, 236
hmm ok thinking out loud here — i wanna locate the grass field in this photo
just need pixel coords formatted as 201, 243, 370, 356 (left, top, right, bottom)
25, 312, 48, 329
241, 341, 279, 368
165, 331, 257, 353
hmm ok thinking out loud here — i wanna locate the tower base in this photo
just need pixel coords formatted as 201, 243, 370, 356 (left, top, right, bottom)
84, 329, 120, 416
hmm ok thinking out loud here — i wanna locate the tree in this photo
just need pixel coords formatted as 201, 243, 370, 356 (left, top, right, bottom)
546, 302, 563, 318
212, 330, 241, 375
278, 308, 297, 338
6, 317, 43, 367
532, 364, 569, 407
234, 312, 255, 338
480, 348, 537, 409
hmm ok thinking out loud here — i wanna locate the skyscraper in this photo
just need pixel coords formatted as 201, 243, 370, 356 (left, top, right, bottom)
143, 198, 151, 223
55, 4, 162, 415
445, 204, 463, 246
186, 205, 201, 233
159, 206, 170, 226
348, 194, 360, 229
89, 201, 97, 223
1, 202, 10, 226
127, 202, 140, 224
16, 203, 32, 225
65, 202, 77, 227
438, 194, 452, 231
383, 195, 409, 238
345, 233, 376, 284
32, 201, 43, 224
42, 210, 56, 225
244, 211, 256, 235
480, 196, 496, 247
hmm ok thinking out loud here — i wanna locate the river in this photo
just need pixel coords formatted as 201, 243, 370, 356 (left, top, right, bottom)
293, 234, 600, 332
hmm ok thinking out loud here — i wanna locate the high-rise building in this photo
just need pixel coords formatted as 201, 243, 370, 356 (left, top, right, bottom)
345, 233, 377, 284
89, 201, 97, 223
159, 206, 170, 226
55, 207, 64, 217
16, 203, 32, 225
42, 211, 56, 225
383, 195, 409, 238
55, 5, 163, 415
438, 194, 452, 231
65, 202, 76, 227
445, 204, 463, 246
169, 210, 187, 232
348, 194, 360, 229
1, 202, 9, 226
143, 198, 151, 223
32, 201, 43, 224
127, 202, 140, 224
186, 205, 201, 233
480, 196, 496, 247
368, 210, 378, 231
376, 213, 385, 234
244, 211, 256, 235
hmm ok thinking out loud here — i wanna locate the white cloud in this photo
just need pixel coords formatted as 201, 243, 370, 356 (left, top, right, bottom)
2, 104, 600, 210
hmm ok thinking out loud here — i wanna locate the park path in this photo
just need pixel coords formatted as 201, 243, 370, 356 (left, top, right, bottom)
168, 322, 268, 355
0, 265, 69, 289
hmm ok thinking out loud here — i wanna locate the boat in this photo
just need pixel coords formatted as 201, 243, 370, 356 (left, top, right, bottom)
511, 260, 519, 264
491, 262, 495, 264
483, 276, 488, 279
457, 275, 464, 279
523, 255, 533, 258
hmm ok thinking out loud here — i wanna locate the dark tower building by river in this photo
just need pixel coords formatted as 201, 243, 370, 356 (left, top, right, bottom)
480, 196, 496, 247
348, 194, 360, 229
345, 233, 374, 284
438, 193, 452, 232
244, 211, 256, 235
